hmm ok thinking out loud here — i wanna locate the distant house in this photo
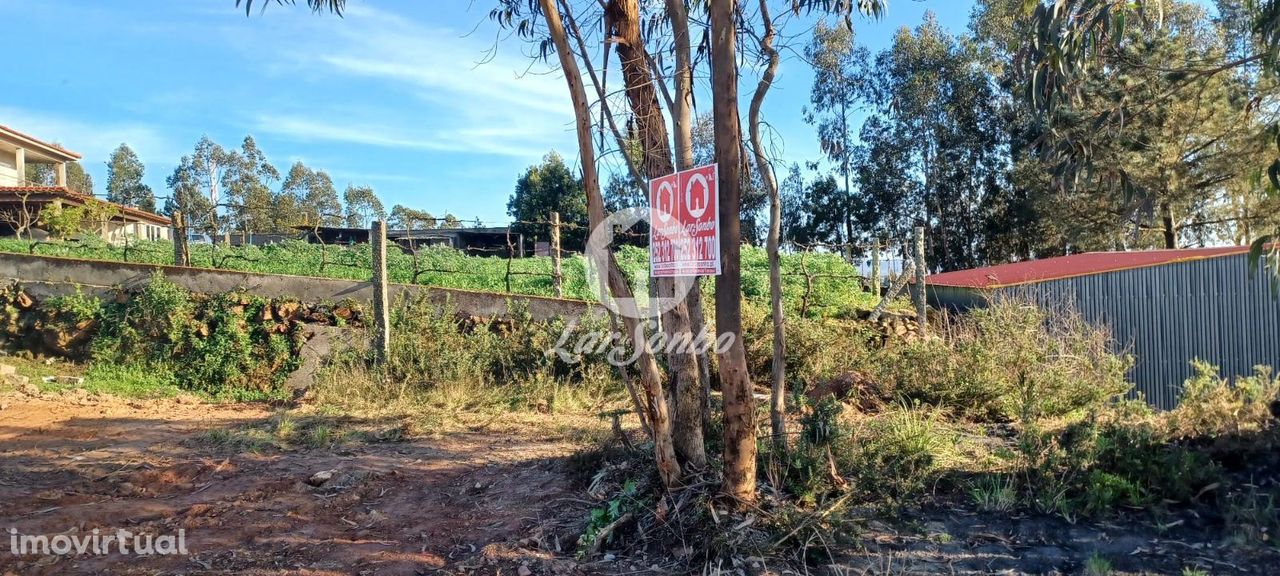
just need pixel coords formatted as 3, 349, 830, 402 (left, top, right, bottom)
920, 247, 1279, 408
296, 224, 526, 257
0, 124, 171, 242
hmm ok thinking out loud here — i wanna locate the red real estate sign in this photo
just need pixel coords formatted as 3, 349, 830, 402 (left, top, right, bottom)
649, 163, 721, 277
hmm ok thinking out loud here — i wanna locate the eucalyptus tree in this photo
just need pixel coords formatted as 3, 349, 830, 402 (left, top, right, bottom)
854, 13, 1003, 271
803, 20, 868, 248
281, 162, 343, 227
1020, 0, 1280, 268
165, 136, 228, 234
106, 144, 156, 212
222, 136, 280, 235
343, 184, 385, 229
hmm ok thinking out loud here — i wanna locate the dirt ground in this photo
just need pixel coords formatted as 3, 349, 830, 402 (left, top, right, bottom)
3, 390, 1279, 575
0, 391, 603, 576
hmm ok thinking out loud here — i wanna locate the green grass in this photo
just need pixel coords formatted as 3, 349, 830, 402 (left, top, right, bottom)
79, 363, 185, 398
0, 238, 878, 318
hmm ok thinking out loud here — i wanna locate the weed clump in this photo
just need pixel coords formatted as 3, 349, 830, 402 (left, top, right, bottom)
314, 294, 623, 415
10, 274, 309, 399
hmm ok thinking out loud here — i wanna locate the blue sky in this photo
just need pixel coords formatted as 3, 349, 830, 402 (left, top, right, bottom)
0, 0, 972, 224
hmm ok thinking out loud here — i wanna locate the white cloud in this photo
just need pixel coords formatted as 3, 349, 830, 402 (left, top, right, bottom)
244, 4, 575, 158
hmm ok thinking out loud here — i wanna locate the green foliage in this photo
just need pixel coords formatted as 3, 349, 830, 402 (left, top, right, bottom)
0, 239, 876, 320
578, 479, 643, 555
39, 203, 87, 239
82, 363, 184, 398
87, 273, 302, 399
869, 296, 1132, 422
1084, 553, 1112, 576
44, 289, 101, 324
1016, 415, 1221, 520
316, 294, 621, 415
508, 151, 589, 251
843, 405, 961, 502
970, 474, 1017, 513
1168, 361, 1279, 440
106, 143, 156, 212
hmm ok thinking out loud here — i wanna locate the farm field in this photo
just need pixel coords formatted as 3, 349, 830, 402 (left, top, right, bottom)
0, 238, 882, 319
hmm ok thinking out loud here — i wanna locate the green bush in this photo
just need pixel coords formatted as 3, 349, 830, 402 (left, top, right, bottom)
740, 299, 878, 396
317, 294, 622, 414
842, 405, 962, 502
870, 296, 1132, 422
1168, 360, 1279, 440
89, 274, 304, 399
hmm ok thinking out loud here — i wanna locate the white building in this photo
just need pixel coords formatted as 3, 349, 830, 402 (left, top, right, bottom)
0, 123, 171, 243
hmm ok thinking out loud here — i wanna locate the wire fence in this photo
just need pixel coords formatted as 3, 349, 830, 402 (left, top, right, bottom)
0, 212, 929, 324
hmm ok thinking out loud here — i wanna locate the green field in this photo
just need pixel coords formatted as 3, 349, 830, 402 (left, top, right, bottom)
0, 238, 879, 318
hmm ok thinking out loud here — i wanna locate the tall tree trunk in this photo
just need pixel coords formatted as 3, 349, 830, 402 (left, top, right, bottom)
710, 0, 758, 507
662, 0, 715, 461
607, 0, 706, 471
1160, 200, 1178, 249
537, 0, 681, 488
747, 0, 786, 449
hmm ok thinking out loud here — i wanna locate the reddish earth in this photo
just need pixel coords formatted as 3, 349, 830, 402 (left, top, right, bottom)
5, 391, 1279, 575
0, 393, 601, 575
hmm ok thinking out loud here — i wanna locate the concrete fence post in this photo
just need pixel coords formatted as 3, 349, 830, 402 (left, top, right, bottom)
550, 211, 563, 298
871, 239, 881, 300
913, 226, 927, 337
172, 211, 189, 267
370, 220, 391, 364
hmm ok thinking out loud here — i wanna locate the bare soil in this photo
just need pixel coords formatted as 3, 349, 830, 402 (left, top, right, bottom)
0, 392, 600, 575
3, 390, 1279, 575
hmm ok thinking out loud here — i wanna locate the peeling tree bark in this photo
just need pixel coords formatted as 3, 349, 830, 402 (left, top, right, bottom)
746, 0, 786, 450
537, 0, 681, 488
709, 0, 758, 507
606, 0, 707, 472
660, 0, 715, 437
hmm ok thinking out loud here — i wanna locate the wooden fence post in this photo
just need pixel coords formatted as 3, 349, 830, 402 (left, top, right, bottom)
871, 239, 881, 299
551, 211, 563, 298
172, 211, 189, 267
913, 226, 927, 337
370, 220, 391, 364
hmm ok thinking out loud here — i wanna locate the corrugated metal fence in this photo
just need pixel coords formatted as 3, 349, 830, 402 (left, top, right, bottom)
932, 254, 1279, 409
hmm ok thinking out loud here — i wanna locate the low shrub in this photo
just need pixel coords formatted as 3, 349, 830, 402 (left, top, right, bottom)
315, 294, 624, 415
1015, 412, 1222, 519
842, 404, 962, 502
740, 299, 878, 397
86, 275, 304, 399
870, 295, 1132, 422
1167, 360, 1279, 441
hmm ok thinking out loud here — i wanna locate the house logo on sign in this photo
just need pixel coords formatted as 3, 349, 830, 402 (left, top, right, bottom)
684, 172, 710, 219
654, 180, 676, 224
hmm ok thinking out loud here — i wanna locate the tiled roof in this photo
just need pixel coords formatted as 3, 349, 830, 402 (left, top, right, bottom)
0, 186, 169, 226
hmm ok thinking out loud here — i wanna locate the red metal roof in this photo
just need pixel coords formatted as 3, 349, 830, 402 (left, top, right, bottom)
927, 246, 1254, 289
